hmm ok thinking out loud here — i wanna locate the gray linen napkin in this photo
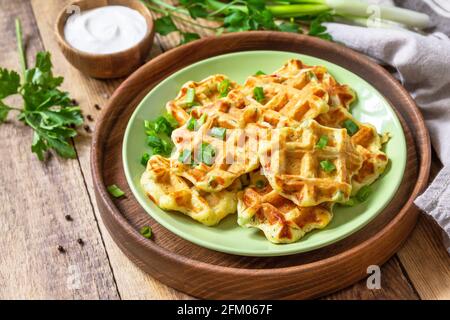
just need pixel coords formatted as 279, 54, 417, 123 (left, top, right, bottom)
324, 1, 450, 252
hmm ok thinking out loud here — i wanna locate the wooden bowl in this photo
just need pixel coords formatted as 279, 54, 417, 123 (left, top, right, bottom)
91, 32, 431, 299
55, 0, 155, 79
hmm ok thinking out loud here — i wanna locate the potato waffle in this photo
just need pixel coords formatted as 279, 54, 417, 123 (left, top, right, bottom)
237, 172, 332, 243
141, 155, 237, 226
170, 113, 260, 192
166, 74, 240, 126
259, 119, 363, 207
141, 59, 390, 244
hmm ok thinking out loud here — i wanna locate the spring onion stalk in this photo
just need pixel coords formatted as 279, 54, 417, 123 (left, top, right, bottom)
324, 0, 430, 29
268, 4, 330, 17
333, 15, 406, 30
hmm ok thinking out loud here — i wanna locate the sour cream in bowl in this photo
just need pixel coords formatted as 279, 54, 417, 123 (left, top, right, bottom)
55, 0, 154, 79
64, 5, 148, 55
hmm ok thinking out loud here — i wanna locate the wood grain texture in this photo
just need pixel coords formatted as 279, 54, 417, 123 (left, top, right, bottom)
30, 0, 190, 300
0, 0, 118, 300
1, 0, 445, 300
92, 32, 431, 299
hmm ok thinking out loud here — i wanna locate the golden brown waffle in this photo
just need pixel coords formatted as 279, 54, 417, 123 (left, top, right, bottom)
141, 155, 237, 226
166, 75, 240, 126
238, 171, 332, 243
141, 58, 390, 243
259, 119, 363, 207
170, 113, 260, 192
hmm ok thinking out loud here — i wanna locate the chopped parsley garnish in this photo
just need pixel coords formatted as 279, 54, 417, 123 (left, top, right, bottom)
316, 135, 328, 149
255, 70, 266, 76
107, 184, 125, 198
185, 87, 196, 106
356, 185, 372, 202
343, 119, 359, 136
218, 79, 231, 97
253, 86, 265, 103
139, 226, 152, 239
209, 127, 226, 140
320, 160, 336, 173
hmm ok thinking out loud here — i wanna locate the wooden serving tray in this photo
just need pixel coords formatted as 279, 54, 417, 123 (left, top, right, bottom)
91, 32, 431, 299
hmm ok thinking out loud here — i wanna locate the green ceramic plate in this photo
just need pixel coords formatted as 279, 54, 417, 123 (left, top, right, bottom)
123, 50, 406, 257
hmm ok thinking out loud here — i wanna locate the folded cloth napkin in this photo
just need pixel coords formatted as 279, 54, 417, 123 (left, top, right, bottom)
324, 0, 450, 252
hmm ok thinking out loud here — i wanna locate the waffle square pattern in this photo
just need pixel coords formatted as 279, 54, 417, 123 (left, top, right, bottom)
140, 59, 390, 244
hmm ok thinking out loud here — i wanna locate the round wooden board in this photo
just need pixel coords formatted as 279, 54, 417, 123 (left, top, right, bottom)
91, 32, 431, 299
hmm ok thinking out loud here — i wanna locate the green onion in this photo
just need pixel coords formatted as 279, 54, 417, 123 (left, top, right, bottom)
218, 79, 231, 97
341, 198, 356, 206
209, 127, 226, 140
185, 87, 196, 106
186, 117, 196, 131
197, 113, 207, 127
320, 160, 335, 173
255, 180, 266, 189
342, 119, 359, 136
316, 135, 328, 149
139, 226, 152, 239
307, 71, 318, 81
107, 184, 125, 198
198, 142, 216, 166
253, 87, 265, 103
141, 152, 151, 166
255, 70, 266, 76
356, 185, 372, 202
178, 149, 192, 164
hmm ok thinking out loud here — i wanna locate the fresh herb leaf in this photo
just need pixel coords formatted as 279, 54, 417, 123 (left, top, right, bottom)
343, 119, 359, 136
139, 226, 152, 239
308, 13, 333, 40
209, 126, 226, 140
254, 70, 266, 76
320, 160, 335, 173
0, 68, 20, 99
180, 32, 201, 45
218, 79, 231, 97
278, 21, 300, 33
356, 185, 372, 202
316, 135, 328, 149
155, 16, 179, 35
224, 9, 250, 32
253, 86, 265, 103
107, 184, 125, 198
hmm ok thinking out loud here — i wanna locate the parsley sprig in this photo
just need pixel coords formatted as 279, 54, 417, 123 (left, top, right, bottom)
0, 19, 83, 160
144, 0, 333, 44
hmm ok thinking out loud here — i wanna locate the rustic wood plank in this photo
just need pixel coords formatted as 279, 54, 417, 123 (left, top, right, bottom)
397, 156, 450, 300
29, 0, 189, 300
0, 0, 119, 299
325, 257, 419, 300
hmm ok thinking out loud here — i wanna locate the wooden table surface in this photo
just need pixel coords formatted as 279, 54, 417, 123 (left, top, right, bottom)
1, 0, 449, 300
